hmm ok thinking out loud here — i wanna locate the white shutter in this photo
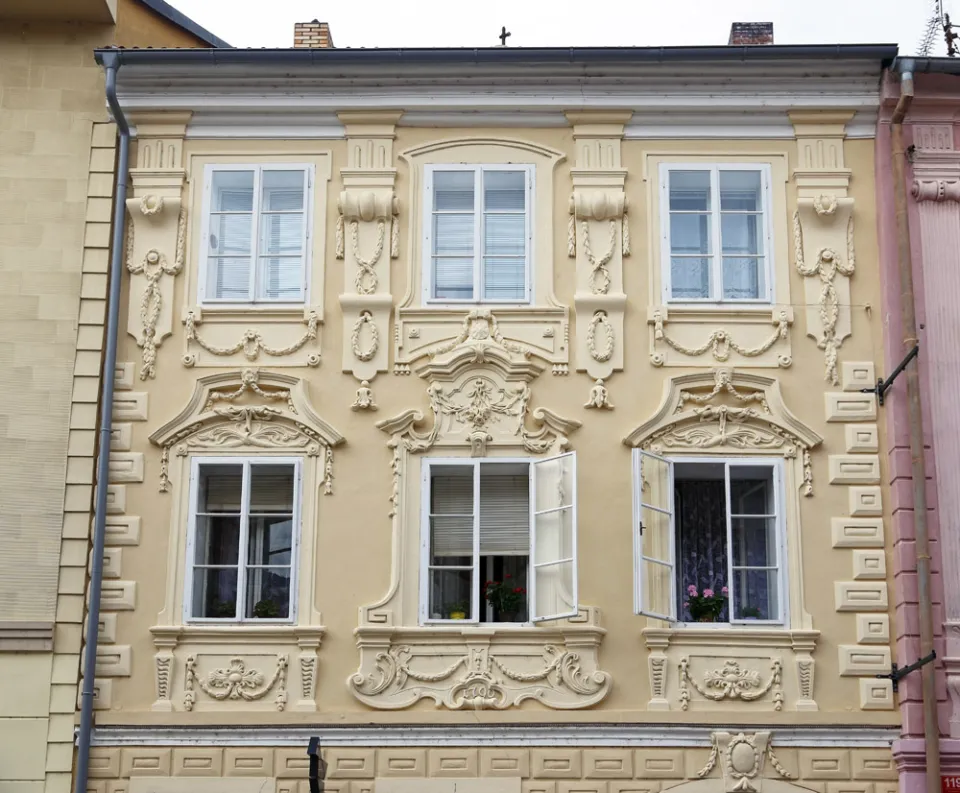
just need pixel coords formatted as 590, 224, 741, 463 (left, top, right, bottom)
479, 474, 529, 555
633, 449, 676, 620
529, 452, 578, 622
429, 472, 474, 556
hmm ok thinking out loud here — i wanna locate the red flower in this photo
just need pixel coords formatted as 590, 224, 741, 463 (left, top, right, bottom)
513, 587, 523, 593
505, 573, 512, 578
484, 581, 493, 587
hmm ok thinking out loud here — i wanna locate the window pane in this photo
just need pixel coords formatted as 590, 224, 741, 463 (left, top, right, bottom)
433, 214, 475, 256
479, 471, 529, 556
670, 257, 711, 299
722, 257, 763, 300
642, 558, 674, 619
720, 170, 762, 212
669, 170, 711, 212
209, 214, 252, 256
245, 566, 291, 619
433, 258, 474, 300
250, 464, 295, 512
429, 568, 473, 619
732, 569, 778, 620
534, 455, 575, 512
483, 258, 526, 301
207, 257, 252, 300
534, 559, 574, 618
261, 170, 305, 211
211, 170, 254, 212
194, 516, 241, 565
198, 464, 243, 512
431, 468, 474, 558
259, 257, 303, 300
431, 515, 475, 559
247, 516, 293, 566
670, 213, 710, 255
434, 171, 475, 211
720, 214, 762, 256
483, 214, 525, 256
732, 517, 777, 567
192, 567, 238, 618
484, 171, 525, 211
259, 213, 303, 256
729, 466, 775, 515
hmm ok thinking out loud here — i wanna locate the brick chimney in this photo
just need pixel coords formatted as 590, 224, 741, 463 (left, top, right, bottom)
728, 22, 774, 46
294, 20, 335, 48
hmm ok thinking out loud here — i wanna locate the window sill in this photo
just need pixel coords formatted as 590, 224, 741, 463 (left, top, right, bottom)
642, 625, 818, 648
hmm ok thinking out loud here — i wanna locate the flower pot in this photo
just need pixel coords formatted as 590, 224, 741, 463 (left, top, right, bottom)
697, 616, 716, 623
498, 611, 520, 623
449, 611, 467, 620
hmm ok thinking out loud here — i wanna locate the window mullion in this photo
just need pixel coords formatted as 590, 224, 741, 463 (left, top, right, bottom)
475, 167, 483, 302
237, 461, 252, 621
724, 460, 735, 623
711, 165, 723, 301
250, 167, 263, 302
472, 461, 481, 622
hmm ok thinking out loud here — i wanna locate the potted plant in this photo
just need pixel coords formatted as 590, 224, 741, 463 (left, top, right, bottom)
448, 602, 469, 620
212, 600, 236, 618
740, 605, 763, 620
484, 575, 527, 622
685, 585, 728, 623
253, 598, 281, 619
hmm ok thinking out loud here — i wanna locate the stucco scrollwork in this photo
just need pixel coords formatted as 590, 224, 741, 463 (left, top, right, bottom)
697, 731, 795, 792
351, 311, 380, 362
183, 309, 320, 367
184, 654, 288, 712
349, 641, 610, 710
126, 208, 187, 380
431, 309, 527, 360
792, 195, 856, 385
679, 657, 784, 711
624, 370, 822, 496
587, 311, 615, 363
150, 370, 345, 493
652, 310, 791, 367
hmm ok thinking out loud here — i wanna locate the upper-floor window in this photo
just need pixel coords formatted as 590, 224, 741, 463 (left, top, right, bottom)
633, 451, 785, 625
186, 457, 301, 622
423, 165, 533, 304
422, 454, 576, 625
660, 164, 773, 304
200, 164, 312, 304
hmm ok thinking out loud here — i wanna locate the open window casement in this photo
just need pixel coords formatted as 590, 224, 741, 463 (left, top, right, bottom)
632, 449, 676, 620
530, 452, 578, 622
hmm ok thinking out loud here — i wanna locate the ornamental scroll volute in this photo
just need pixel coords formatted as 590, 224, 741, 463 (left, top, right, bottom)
337, 112, 401, 397
567, 113, 630, 388
125, 113, 191, 380
789, 112, 857, 386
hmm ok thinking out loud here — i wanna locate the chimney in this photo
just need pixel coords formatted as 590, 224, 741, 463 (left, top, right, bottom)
728, 22, 774, 46
294, 20, 335, 48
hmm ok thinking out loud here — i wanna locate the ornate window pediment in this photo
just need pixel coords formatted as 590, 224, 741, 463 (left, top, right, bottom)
623, 368, 822, 494
149, 369, 345, 492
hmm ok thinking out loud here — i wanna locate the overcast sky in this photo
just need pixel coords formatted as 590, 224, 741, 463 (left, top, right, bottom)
168, 0, 946, 53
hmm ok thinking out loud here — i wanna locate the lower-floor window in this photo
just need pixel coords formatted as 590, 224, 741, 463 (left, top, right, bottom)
422, 454, 578, 625
187, 457, 301, 622
634, 451, 785, 625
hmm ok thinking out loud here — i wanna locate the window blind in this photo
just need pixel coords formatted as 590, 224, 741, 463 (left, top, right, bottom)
249, 466, 295, 512
430, 472, 473, 557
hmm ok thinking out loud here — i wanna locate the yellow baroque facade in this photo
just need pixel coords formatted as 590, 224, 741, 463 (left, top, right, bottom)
79, 39, 898, 793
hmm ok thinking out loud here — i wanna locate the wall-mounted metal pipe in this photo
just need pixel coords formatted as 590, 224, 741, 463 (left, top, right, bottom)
73, 50, 131, 793
891, 57, 941, 793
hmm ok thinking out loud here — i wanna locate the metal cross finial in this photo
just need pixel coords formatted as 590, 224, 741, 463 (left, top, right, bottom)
499, 26, 511, 46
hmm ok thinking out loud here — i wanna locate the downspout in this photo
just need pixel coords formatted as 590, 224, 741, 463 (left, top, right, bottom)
891, 57, 941, 793
74, 50, 130, 793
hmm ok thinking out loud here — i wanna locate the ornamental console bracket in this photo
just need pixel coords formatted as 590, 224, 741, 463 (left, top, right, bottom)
337, 112, 402, 395
125, 112, 192, 381
566, 112, 630, 394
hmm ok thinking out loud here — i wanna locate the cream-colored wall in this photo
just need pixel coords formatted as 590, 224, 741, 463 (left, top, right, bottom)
94, 119, 896, 727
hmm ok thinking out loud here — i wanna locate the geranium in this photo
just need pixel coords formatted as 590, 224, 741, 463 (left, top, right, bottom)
484, 578, 526, 614
685, 583, 728, 622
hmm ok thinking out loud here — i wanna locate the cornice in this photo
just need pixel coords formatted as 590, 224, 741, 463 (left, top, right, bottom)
88, 723, 898, 748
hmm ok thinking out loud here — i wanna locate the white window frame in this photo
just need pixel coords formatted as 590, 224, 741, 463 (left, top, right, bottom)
633, 452, 788, 627
422, 164, 534, 306
419, 454, 577, 626
659, 163, 774, 305
184, 456, 303, 625
198, 163, 314, 306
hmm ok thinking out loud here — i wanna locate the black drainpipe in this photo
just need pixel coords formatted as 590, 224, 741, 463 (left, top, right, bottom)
74, 49, 131, 793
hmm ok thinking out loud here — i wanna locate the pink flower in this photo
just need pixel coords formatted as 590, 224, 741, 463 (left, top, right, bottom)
687, 584, 698, 595
703, 588, 714, 598
721, 586, 729, 595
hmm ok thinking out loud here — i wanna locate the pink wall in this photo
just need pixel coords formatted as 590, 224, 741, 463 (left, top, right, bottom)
878, 69, 960, 792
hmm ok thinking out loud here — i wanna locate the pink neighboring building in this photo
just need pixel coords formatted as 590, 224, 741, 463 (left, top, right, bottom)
878, 60, 960, 792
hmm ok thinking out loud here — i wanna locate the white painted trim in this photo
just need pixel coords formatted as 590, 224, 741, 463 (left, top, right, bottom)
87, 723, 898, 748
